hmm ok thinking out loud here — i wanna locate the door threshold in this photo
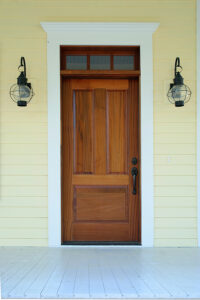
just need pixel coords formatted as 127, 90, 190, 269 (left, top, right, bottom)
62, 241, 141, 246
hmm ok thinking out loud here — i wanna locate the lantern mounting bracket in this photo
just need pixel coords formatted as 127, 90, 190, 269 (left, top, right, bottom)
18, 57, 26, 78
174, 57, 182, 77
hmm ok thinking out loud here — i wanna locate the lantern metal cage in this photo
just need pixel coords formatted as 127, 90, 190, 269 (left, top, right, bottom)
9, 57, 34, 106
167, 57, 191, 107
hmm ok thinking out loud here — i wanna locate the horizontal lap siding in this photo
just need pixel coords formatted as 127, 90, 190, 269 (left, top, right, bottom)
0, 0, 197, 246
0, 0, 48, 245
153, 0, 196, 247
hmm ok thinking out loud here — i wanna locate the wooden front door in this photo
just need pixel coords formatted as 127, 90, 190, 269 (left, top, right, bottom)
61, 78, 140, 243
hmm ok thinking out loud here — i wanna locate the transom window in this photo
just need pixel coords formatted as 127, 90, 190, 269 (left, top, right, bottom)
60, 46, 140, 71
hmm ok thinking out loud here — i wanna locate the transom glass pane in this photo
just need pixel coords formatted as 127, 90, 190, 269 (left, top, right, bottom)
113, 55, 134, 70
90, 55, 110, 70
66, 55, 87, 70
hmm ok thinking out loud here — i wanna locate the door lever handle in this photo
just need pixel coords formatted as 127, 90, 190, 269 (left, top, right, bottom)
131, 167, 138, 195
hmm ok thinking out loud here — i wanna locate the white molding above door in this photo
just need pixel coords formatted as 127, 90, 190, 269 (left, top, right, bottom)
41, 22, 159, 32
41, 22, 159, 247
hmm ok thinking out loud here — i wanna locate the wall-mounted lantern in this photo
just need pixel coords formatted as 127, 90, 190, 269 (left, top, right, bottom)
167, 57, 191, 107
9, 57, 34, 106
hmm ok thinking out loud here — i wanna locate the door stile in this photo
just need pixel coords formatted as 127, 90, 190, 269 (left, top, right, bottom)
128, 78, 140, 242
61, 79, 73, 241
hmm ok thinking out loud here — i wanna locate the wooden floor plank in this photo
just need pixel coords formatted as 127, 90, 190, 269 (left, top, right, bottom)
73, 264, 90, 298
3, 252, 45, 297
41, 255, 70, 298
9, 258, 48, 298
1, 247, 200, 299
57, 255, 78, 298
126, 251, 172, 298
88, 252, 106, 298
24, 261, 56, 298
98, 253, 122, 297
109, 265, 138, 298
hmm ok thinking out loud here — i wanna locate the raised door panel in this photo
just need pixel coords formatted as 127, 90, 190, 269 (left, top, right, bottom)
73, 90, 94, 174
107, 90, 128, 174
94, 89, 107, 174
74, 187, 128, 221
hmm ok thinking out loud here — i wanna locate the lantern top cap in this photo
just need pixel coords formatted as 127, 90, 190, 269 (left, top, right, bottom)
17, 71, 27, 85
174, 71, 184, 85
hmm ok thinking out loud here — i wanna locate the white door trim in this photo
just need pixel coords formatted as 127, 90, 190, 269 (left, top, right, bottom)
197, 1, 200, 247
41, 22, 159, 247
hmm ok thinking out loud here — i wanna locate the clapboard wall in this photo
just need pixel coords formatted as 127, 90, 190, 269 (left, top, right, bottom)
0, 0, 197, 246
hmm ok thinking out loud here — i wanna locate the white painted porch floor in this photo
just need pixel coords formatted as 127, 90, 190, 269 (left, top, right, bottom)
0, 247, 200, 299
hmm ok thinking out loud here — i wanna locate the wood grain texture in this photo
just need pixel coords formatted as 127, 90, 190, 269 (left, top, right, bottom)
62, 76, 140, 243
74, 187, 127, 221
107, 90, 127, 174
72, 175, 129, 185
60, 70, 140, 78
94, 89, 107, 174
128, 78, 140, 242
73, 90, 94, 174
72, 223, 130, 241
61, 79, 73, 241
71, 79, 128, 89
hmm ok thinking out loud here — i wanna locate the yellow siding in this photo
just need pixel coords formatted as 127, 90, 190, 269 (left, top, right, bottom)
0, 0, 197, 246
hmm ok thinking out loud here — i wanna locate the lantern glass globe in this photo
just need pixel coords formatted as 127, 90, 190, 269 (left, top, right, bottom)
10, 83, 33, 104
14, 85, 31, 100
167, 84, 191, 105
19, 85, 31, 99
171, 85, 187, 101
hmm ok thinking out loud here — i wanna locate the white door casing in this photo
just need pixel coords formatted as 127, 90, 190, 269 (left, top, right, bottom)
40, 22, 159, 247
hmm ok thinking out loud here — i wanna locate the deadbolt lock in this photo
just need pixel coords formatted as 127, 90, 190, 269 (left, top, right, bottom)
132, 157, 137, 165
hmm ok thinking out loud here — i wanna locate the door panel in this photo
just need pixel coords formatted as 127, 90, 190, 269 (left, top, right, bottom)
94, 89, 107, 174
74, 187, 128, 221
61, 78, 140, 243
107, 90, 127, 174
73, 90, 94, 174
